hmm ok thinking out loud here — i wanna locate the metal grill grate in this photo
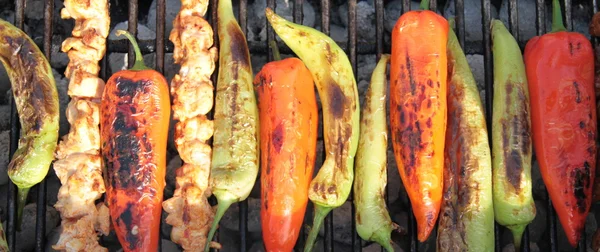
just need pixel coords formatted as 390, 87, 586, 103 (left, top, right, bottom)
3, 0, 598, 251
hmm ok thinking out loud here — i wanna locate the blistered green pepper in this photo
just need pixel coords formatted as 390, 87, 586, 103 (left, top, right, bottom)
0, 18, 59, 228
354, 54, 397, 252
436, 19, 495, 252
266, 8, 361, 252
204, 0, 260, 250
491, 19, 536, 249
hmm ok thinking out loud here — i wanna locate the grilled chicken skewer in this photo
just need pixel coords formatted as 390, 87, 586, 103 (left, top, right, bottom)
52, 0, 111, 251
161, 0, 219, 250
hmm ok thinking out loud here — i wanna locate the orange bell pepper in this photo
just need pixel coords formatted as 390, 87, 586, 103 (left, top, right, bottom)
254, 44, 318, 252
389, 0, 448, 242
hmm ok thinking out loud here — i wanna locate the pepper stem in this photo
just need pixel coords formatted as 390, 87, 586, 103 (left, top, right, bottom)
204, 198, 234, 252
269, 40, 281, 61
420, 0, 431, 10
16, 187, 30, 231
551, 0, 567, 32
115, 30, 149, 71
304, 205, 333, 252
508, 224, 526, 250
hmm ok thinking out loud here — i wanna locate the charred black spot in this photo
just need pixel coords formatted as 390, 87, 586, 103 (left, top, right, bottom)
573, 162, 591, 213
327, 185, 336, 194
117, 202, 138, 250
264, 191, 269, 210
506, 149, 523, 190
574, 81, 582, 103
402, 121, 423, 177
115, 77, 151, 98
426, 118, 432, 128
227, 24, 251, 68
580, 121, 585, 129
329, 84, 346, 118
272, 123, 285, 153
569, 42, 574, 55
229, 83, 240, 135
427, 79, 433, 88
399, 110, 405, 124
406, 53, 417, 94
427, 99, 432, 108
426, 211, 434, 226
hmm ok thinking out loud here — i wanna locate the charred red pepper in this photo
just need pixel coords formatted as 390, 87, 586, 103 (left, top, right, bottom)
524, 0, 597, 247
101, 30, 170, 252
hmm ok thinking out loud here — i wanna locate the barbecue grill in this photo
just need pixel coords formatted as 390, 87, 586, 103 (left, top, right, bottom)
1, 0, 598, 251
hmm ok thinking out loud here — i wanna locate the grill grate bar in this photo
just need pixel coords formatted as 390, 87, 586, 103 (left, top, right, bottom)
156, 0, 166, 74
548, 198, 558, 252
267, 0, 275, 61
35, 0, 55, 249
127, 0, 139, 69
238, 1, 250, 250
565, 0, 573, 31
375, 0, 384, 59
7, 0, 25, 250
536, 0, 546, 35
455, 0, 466, 48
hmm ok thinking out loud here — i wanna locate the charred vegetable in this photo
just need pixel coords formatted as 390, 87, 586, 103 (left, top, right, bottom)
436, 19, 495, 252
101, 30, 170, 252
0, 18, 60, 228
491, 20, 536, 249
524, 0, 596, 247
205, 0, 260, 249
389, 0, 448, 242
255, 43, 318, 252
354, 54, 397, 251
266, 8, 361, 252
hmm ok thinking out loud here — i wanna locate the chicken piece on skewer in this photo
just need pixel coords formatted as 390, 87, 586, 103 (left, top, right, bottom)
161, 0, 220, 250
53, 0, 110, 251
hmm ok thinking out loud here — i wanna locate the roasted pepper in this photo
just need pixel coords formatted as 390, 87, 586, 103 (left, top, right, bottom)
205, 0, 260, 249
254, 43, 318, 252
524, 0, 596, 247
491, 20, 536, 249
0, 19, 60, 228
266, 8, 361, 252
354, 54, 397, 251
436, 19, 495, 252
101, 30, 170, 252
389, 0, 448, 242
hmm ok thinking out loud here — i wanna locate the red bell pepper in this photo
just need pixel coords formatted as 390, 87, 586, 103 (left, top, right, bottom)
524, 0, 597, 247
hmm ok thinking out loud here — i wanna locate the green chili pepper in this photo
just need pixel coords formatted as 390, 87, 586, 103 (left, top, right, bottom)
0, 18, 60, 229
204, 0, 259, 250
436, 19, 495, 252
266, 8, 361, 252
353, 54, 397, 252
491, 19, 536, 249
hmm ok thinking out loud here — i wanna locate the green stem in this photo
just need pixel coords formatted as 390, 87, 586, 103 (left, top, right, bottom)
551, 0, 567, 32
304, 205, 333, 252
16, 187, 30, 231
508, 224, 526, 250
204, 198, 234, 252
420, 0, 431, 10
115, 30, 149, 71
269, 40, 281, 61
